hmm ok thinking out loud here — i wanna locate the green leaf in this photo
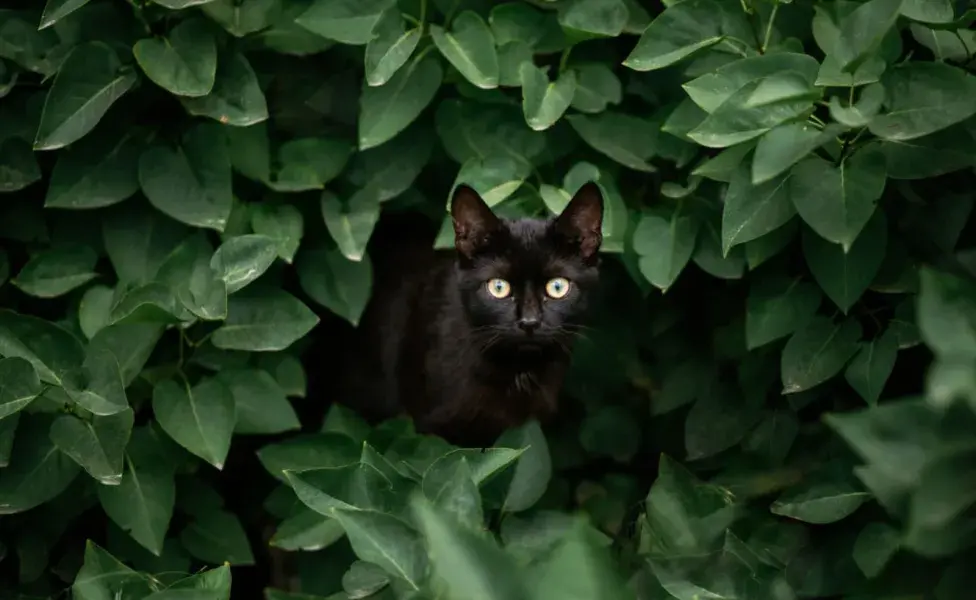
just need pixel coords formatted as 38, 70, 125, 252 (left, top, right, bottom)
268, 137, 353, 192
791, 148, 886, 252
781, 316, 862, 394
683, 53, 820, 114
133, 17, 216, 97
12, 244, 98, 298
643, 454, 736, 556
567, 112, 657, 172
632, 205, 700, 292
343, 561, 390, 599
0, 357, 42, 421
102, 203, 189, 284
44, 126, 141, 209
853, 522, 900, 578
0, 416, 81, 514
412, 495, 527, 599
881, 118, 976, 180
145, 565, 231, 599
0, 309, 85, 386
34, 42, 137, 150
298, 246, 372, 326
333, 509, 427, 590
364, 9, 421, 87
901, 0, 954, 23
258, 433, 360, 481
211, 288, 320, 352
138, 123, 232, 231
752, 123, 839, 185
270, 508, 344, 551
722, 162, 796, 255
181, 51, 268, 127
71, 541, 153, 600
346, 125, 432, 202
152, 377, 235, 469
917, 267, 976, 359
296, 0, 395, 45
771, 479, 871, 524
869, 63, 976, 141
201, 0, 277, 37
570, 63, 622, 113
803, 211, 887, 313
40, 0, 94, 29
528, 519, 629, 600
829, 82, 885, 127
830, 0, 903, 71
557, 0, 628, 39
844, 331, 898, 406
431, 11, 499, 90
217, 368, 300, 435
49, 409, 133, 485
451, 155, 531, 209
496, 421, 551, 513
210, 234, 277, 293
0, 138, 42, 192
520, 64, 576, 131
321, 190, 380, 262
358, 54, 442, 150
421, 455, 484, 528
746, 275, 822, 350
687, 78, 816, 148
250, 203, 303, 264
181, 509, 255, 565
623, 0, 727, 71
98, 428, 176, 556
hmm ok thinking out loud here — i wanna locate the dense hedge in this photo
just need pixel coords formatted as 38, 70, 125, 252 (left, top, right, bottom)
1, 0, 976, 598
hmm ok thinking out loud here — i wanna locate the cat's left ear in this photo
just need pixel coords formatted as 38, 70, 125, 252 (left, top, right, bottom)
452, 184, 501, 259
554, 182, 603, 260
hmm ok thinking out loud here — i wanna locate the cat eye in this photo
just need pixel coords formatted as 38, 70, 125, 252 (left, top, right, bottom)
486, 278, 512, 299
545, 277, 571, 299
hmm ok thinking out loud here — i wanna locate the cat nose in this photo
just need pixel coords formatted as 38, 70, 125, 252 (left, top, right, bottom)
517, 317, 540, 332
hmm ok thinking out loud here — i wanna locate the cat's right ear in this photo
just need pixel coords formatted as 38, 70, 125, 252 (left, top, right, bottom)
451, 185, 500, 258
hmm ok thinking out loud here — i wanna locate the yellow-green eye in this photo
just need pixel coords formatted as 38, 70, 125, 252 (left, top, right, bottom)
486, 278, 511, 299
545, 277, 571, 299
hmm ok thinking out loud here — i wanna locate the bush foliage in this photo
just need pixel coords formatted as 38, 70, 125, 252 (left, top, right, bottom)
1, 0, 976, 598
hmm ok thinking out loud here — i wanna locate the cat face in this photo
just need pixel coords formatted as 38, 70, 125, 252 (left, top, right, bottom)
451, 183, 603, 351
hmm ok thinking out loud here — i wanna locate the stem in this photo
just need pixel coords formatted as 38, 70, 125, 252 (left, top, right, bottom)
419, 0, 427, 29
807, 115, 826, 129
761, 1, 779, 53
558, 47, 572, 73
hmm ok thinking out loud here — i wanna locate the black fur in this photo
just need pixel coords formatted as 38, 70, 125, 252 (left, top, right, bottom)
336, 183, 604, 447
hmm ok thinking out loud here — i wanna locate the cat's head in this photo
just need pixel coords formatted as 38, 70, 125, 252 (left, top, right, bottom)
450, 183, 603, 352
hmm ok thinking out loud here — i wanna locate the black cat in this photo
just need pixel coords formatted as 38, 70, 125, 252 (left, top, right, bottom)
337, 183, 604, 447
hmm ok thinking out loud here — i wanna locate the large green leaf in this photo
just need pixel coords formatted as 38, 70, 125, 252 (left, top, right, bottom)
431, 11, 499, 90
623, 0, 728, 71
71, 542, 153, 600
49, 408, 133, 485
781, 316, 862, 394
201, 0, 277, 37
0, 309, 85, 386
632, 204, 700, 292
181, 509, 255, 565
296, 0, 395, 45
790, 148, 887, 252
567, 112, 658, 172
217, 368, 300, 435
44, 127, 142, 209
211, 288, 320, 352
0, 416, 81, 514
138, 123, 232, 231
683, 53, 820, 114
364, 8, 421, 87
752, 123, 840, 185
152, 377, 236, 469
520, 64, 576, 131
34, 42, 137, 150
40, 0, 95, 29
98, 427, 176, 556
557, 0, 628, 39
321, 191, 380, 262
250, 203, 303, 264
210, 234, 277, 294
844, 330, 899, 406
297, 246, 373, 327
358, 54, 443, 150
803, 211, 887, 313
0, 357, 42, 421
133, 17, 216, 97
181, 51, 268, 127
828, 0, 903, 71
746, 275, 822, 350
869, 63, 976, 141
722, 162, 796, 254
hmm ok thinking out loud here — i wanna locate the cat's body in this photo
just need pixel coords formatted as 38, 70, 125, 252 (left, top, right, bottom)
337, 184, 604, 447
